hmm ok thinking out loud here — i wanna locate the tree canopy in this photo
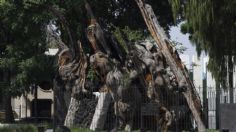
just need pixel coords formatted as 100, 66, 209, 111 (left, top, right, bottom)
0, 1, 54, 96
170, 0, 236, 86
0, 0, 178, 96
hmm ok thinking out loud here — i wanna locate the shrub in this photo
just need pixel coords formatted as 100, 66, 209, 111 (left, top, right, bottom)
0, 124, 37, 132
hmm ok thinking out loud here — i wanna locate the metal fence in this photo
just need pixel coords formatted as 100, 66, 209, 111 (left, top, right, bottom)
205, 87, 236, 130
82, 87, 197, 132
86, 87, 236, 131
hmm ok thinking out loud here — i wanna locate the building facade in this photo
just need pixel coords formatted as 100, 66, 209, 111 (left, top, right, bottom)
12, 87, 53, 120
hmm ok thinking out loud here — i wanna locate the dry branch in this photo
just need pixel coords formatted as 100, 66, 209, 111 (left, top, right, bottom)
134, 0, 205, 131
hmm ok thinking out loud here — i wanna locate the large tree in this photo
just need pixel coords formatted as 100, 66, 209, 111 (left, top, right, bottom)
0, 1, 55, 122
169, 1, 236, 129
170, 0, 236, 89
1, 0, 185, 128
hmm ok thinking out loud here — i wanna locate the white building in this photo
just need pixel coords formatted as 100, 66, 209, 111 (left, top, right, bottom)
180, 55, 236, 129
12, 87, 53, 119
11, 48, 58, 120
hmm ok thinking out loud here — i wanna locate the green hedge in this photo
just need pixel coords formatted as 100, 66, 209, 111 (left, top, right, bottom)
0, 124, 37, 132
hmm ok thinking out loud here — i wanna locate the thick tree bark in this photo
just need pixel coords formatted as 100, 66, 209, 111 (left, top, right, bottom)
50, 0, 197, 130
53, 76, 68, 126
3, 71, 14, 123
134, 0, 205, 131
85, 2, 120, 130
62, 41, 88, 127
85, 1, 111, 55
33, 85, 38, 122
90, 91, 112, 131
64, 97, 80, 127
50, 15, 89, 126
4, 92, 14, 123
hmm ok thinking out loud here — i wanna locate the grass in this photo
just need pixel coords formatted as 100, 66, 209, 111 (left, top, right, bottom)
206, 129, 220, 132
0, 124, 219, 132
71, 127, 92, 132
70, 128, 141, 132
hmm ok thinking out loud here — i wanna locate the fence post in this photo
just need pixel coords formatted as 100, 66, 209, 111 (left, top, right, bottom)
228, 55, 234, 104
203, 78, 208, 128
215, 82, 220, 129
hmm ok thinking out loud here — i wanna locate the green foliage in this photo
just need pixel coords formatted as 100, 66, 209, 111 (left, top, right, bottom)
171, 40, 187, 54
0, 124, 37, 132
87, 67, 96, 81
121, 26, 145, 42
180, 22, 193, 34
90, 0, 175, 31
0, 0, 55, 96
169, 0, 181, 23
0, 0, 177, 96
169, 0, 236, 86
112, 27, 128, 53
112, 26, 145, 53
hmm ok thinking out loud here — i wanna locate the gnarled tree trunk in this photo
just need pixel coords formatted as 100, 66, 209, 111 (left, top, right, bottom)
49, 24, 88, 127
50, 1, 203, 131
63, 42, 88, 127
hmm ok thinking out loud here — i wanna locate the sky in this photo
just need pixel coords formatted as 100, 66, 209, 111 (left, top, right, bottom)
169, 23, 209, 76
169, 23, 195, 69
169, 23, 197, 56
